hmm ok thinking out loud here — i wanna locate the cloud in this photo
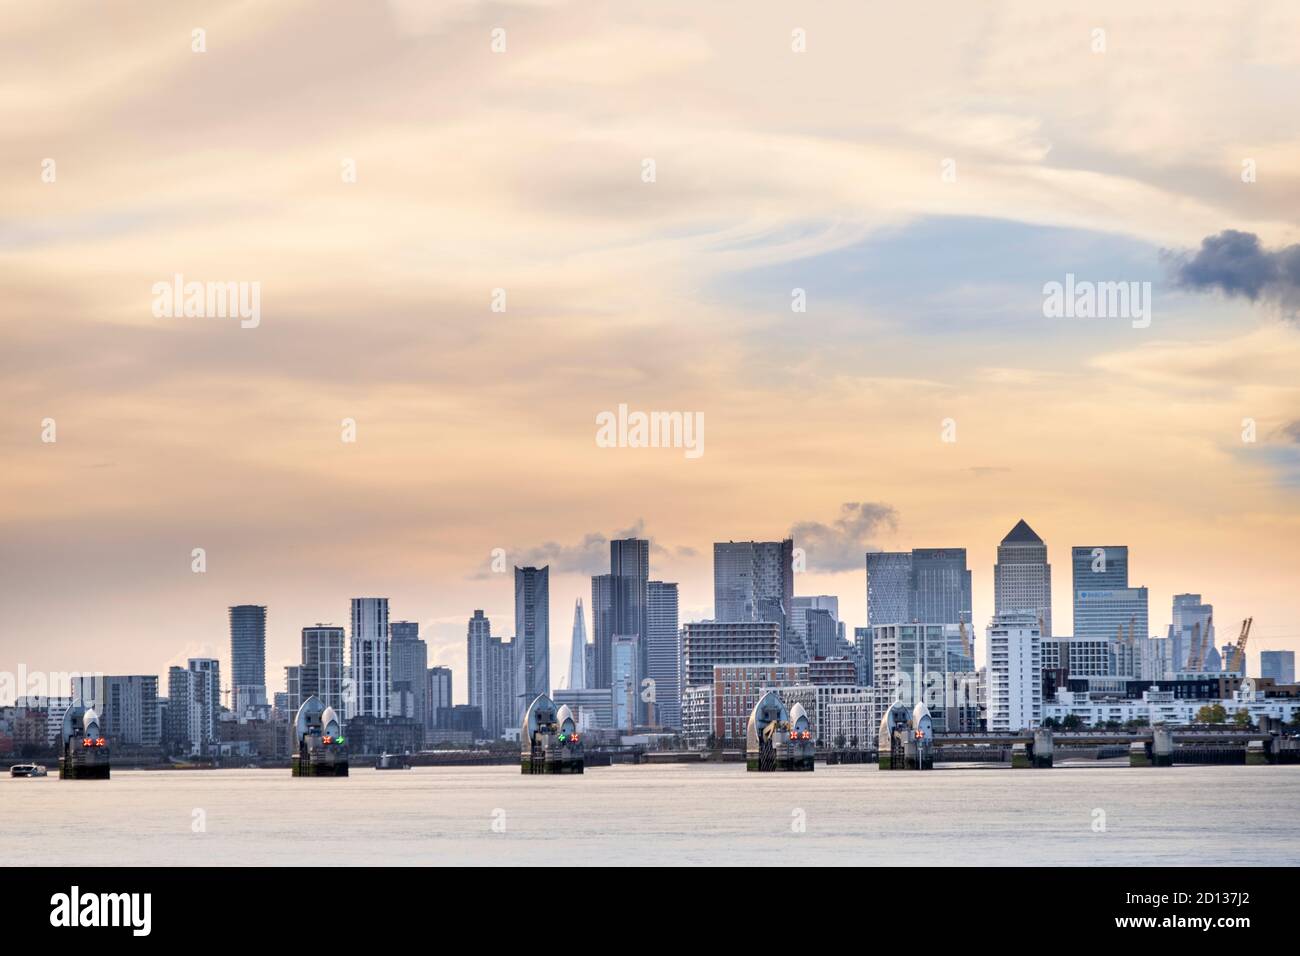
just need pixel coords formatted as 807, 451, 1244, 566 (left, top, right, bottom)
1279, 421, 1300, 444
1171, 230, 1300, 315
472, 520, 672, 578
790, 502, 897, 572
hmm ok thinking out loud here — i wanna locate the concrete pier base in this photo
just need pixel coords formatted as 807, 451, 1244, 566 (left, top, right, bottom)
521, 756, 584, 774
1011, 743, 1030, 768
1245, 741, 1269, 766
1031, 729, 1054, 768
59, 755, 110, 780
292, 751, 349, 776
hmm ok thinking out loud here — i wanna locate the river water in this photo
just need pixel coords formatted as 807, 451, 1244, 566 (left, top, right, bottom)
5, 763, 1297, 866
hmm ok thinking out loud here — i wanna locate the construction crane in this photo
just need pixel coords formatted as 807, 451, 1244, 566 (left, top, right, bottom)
1230, 617, 1254, 675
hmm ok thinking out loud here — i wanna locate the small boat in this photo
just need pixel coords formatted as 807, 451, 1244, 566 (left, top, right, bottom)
10, 763, 48, 778
374, 752, 411, 770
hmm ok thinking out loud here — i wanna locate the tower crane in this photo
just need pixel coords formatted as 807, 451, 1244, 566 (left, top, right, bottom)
1230, 617, 1253, 675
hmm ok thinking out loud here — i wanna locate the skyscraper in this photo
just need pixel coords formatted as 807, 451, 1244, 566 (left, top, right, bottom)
790, 595, 840, 653
188, 658, 221, 743
1169, 593, 1214, 672
911, 549, 972, 625
611, 634, 639, 730
300, 625, 345, 713
591, 574, 614, 689
1071, 546, 1148, 648
865, 550, 971, 626
714, 539, 795, 659
646, 580, 681, 727
426, 666, 453, 729
1262, 651, 1295, 685
594, 538, 649, 694
467, 609, 491, 722
713, 539, 794, 623
350, 597, 390, 718
514, 566, 550, 703
804, 607, 839, 659
994, 520, 1052, 637
466, 610, 515, 738
389, 620, 428, 725
229, 604, 267, 717
567, 598, 588, 691
1071, 545, 1129, 593
865, 552, 912, 626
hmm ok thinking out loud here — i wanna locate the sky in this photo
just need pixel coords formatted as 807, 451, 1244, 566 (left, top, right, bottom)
2, 0, 1299, 703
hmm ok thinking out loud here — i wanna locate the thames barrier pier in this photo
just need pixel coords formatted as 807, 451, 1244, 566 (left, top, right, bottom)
878, 700, 934, 770
59, 704, 110, 780
745, 691, 814, 771
291, 695, 349, 777
521, 695, 584, 774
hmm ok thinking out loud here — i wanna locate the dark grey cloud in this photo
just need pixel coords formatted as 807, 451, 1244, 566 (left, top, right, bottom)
472, 520, 693, 579
1279, 421, 1300, 444
790, 502, 898, 572
1171, 230, 1300, 315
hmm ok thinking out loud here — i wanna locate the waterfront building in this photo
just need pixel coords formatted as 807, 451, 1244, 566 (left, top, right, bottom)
821, 689, 876, 747
466, 610, 516, 738
681, 685, 714, 747
646, 581, 681, 727
1045, 681, 1300, 727
871, 623, 974, 731
985, 612, 1043, 732
229, 604, 268, 718
14, 696, 75, 746
389, 620, 428, 727
689, 663, 808, 745
426, 666, 452, 729
71, 674, 161, 747
681, 620, 782, 689
166, 667, 214, 756
514, 566, 550, 702
994, 520, 1052, 637
350, 598, 390, 719
300, 625, 346, 713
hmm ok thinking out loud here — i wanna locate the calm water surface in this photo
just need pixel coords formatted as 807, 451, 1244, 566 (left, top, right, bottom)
4, 763, 1298, 866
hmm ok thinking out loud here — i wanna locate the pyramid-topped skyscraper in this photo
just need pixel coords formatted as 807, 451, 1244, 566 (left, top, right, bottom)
994, 519, 1052, 637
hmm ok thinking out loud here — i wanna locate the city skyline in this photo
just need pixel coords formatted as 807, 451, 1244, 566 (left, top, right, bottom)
3, 2, 1299, 706
2, 517, 1291, 708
